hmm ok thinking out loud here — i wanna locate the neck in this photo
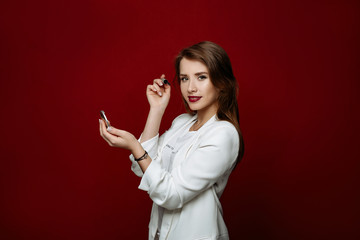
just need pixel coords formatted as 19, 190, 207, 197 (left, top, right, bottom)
196, 104, 218, 125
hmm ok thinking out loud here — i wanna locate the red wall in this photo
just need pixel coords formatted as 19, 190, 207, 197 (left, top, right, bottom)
1, 0, 359, 239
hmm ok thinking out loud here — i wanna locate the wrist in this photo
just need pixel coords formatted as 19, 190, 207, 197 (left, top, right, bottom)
131, 141, 145, 159
149, 106, 166, 115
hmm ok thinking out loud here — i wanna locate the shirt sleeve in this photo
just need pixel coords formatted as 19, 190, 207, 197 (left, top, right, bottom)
138, 124, 240, 210
128, 114, 192, 177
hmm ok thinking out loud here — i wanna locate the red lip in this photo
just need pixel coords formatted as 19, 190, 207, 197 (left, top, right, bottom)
188, 96, 202, 103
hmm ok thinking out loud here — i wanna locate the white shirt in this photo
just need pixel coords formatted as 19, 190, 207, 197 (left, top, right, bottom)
129, 114, 240, 240
158, 128, 197, 232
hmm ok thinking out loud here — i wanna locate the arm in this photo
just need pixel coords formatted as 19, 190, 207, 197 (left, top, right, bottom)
130, 74, 171, 171
138, 125, 240, 210
140, 74, 171, 143
99, 119, 153, 172
128, 114, 192, 177
99, 74, 171, 173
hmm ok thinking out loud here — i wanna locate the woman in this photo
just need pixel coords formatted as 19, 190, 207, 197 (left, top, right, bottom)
99, 41, 244, 240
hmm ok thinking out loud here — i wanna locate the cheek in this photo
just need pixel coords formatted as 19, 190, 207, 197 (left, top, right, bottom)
205, 83, 219, 99
180, 83, 187, 97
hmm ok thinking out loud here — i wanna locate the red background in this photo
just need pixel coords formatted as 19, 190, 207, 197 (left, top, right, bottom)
1, 0, 359, 239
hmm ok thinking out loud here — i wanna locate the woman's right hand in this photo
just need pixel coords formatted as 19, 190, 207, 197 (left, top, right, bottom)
146, 74, 171, 112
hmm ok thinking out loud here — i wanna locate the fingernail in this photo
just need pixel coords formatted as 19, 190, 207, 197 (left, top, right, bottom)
159, 92, 162, 96
107, 126, 112, 131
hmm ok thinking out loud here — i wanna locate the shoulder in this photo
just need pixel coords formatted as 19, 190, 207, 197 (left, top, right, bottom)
195, 119, 240, 166
212, 118, 237, 131
205, 118, 238, 135
199, 119, 239, 147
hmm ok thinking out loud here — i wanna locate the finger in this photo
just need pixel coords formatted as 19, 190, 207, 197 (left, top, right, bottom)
99, 119, 111, 144
99, 119, 106, 136
147, 84, 159, 94
160, 74, 171, 87
154, 78, 164, 87
102, 124, 130, 147
106, 127, 127, 139
152, 82, 163, 96
101, 120, 125, 139
99, 119, 115, 146
163, 83, 171, 93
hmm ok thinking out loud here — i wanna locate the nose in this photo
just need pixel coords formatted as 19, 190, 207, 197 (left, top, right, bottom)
187, 78, 197, 93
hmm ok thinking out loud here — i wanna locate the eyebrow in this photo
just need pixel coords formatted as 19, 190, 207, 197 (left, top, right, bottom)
179, 72, 209, 76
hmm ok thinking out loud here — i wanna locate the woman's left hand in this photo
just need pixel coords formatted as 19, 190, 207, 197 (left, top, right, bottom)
99, 119, 138, 151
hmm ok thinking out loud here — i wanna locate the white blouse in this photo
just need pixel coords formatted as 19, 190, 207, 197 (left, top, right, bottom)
129, 114, 239, 240
158, 128, 197, 232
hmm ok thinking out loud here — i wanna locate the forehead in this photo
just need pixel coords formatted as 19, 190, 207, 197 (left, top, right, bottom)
179, 58, 208, 74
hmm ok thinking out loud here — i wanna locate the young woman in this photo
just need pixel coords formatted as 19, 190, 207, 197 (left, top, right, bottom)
99, 41, 244, 240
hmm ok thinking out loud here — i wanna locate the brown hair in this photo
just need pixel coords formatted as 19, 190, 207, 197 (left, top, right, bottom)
175, 41, 244, 164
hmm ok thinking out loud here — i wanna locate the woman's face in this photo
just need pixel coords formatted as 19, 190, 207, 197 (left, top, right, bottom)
179, 58, 219, 115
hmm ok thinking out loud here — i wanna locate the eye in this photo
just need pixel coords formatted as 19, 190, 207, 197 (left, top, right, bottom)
180, 76, 189, 81
198, 75, 207, 80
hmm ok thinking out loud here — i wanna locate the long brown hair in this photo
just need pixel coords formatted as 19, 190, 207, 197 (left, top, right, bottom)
175, 41, 244, 164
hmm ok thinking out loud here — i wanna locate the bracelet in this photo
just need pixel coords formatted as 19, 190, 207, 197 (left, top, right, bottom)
135, 151, 148, 162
